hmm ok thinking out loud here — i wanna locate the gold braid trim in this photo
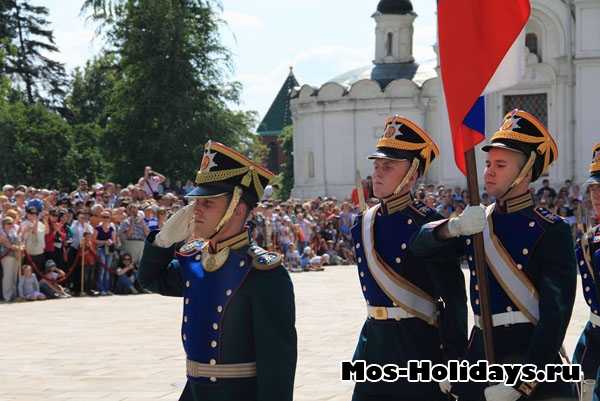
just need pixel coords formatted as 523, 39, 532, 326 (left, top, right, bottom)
376, 138, 437, 176
589, 161, 600, 174
493, 129, 558, 176
196, 166, 249, 185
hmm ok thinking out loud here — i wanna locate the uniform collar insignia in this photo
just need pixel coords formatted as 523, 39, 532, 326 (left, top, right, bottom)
381, 192, 412, 215
497, 192, 534, 214
199, 231, 250, 272
214, 231, 250, 252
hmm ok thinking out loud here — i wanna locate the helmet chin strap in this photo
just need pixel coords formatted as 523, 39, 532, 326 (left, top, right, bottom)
498, 151, 536, 201
207, 186, 243, 241
392, 158, 420, 196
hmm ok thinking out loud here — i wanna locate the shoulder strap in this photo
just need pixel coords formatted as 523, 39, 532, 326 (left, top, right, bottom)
361, 204, 438, 326
482, 203, 539, 324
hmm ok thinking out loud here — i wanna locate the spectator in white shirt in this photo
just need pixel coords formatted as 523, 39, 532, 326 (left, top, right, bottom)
19, 207, 47, 272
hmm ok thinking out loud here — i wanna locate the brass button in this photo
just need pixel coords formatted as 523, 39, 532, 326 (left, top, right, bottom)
183, 334, 187, 341
217, 305, 223, 313
186, 281, 190, 288
240, 260, 246, 267
522, 248, 529, 255
360, 272, 364, 278
401, 243, 407, 250
211, 340, 217, 348
213, 323, 219, 330
466, 239, 471, 245
517, 264, 523, 270
185, 298, 189, 305
407, 219, 413, 225
184, 316, 188, 323
225, 289, 232, 296
506, 306, 512, 312
209, 359, 216, 365
356, 243, 360, 249
210, 377, 217, 382
529, 221, 535, 228
395, 257, 401, 264
357, 257, 362, 263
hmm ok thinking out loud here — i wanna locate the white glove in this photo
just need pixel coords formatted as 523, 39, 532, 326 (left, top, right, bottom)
154, 203, 195, 248
484, 384, 521, 401
447, 204, 486, 238
439, 380, 453, 395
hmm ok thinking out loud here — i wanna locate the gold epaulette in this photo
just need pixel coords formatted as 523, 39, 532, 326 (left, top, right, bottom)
533, 207, 561, 224
248, 245, 282, 271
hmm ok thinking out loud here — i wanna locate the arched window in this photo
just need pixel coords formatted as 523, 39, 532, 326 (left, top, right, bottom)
525, 33, 541, 62
386, 32, 393, 57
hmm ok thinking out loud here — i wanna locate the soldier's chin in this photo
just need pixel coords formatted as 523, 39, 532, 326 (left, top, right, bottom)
373, 186, 390, 199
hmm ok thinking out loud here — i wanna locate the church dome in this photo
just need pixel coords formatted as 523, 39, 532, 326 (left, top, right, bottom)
377, 0, 414, 15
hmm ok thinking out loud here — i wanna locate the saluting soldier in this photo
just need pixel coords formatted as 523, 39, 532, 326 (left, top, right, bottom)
351, 116, 468, 401
138, 141, 297, 401
412, 109, 578, 401
573, 143, 600, 401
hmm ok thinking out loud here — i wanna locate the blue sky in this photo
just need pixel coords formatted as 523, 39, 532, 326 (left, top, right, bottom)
41, 0, 437, 123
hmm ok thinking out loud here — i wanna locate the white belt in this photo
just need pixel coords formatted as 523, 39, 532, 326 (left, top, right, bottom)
474, 311, 531, 328
367, 305, 417, 321
590, 312, 600, 327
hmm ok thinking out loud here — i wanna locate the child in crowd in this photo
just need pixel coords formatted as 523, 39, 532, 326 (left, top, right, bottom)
18, 265, 46, 301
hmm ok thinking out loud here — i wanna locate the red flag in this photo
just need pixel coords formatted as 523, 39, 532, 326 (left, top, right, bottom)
438, 0, 531, 174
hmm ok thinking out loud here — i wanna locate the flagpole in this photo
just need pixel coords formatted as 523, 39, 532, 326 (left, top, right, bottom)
465, 149, 495, 363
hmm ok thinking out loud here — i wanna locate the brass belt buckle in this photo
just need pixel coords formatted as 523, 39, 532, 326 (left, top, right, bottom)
372, 306, 388, 320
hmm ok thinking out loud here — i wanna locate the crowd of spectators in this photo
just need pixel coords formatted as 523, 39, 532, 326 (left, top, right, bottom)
0, 169, 597, 303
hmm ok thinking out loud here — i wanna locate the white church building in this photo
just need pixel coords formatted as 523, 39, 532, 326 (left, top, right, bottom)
289, 0, 600, 199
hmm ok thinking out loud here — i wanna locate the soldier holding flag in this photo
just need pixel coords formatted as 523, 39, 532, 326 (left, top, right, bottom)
411, 110, 577, 401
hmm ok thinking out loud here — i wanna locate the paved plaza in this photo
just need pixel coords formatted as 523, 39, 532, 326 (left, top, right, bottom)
0, 266, 590, 401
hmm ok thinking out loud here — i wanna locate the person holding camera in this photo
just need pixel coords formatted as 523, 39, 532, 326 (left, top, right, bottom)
119, 204, 148, 266
138, 166, 165, 199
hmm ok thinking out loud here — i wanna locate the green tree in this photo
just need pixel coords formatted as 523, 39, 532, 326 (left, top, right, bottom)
0, 101, 73, 187
65, 53, 119, 126
3, 0, 67, 106
277, 125, 294, 200
81, 0, 255, 184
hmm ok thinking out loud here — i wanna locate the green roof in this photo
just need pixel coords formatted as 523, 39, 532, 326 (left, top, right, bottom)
257, 68, 299, 137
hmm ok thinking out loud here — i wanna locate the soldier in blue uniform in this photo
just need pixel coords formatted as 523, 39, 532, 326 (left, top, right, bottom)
351, 116, 468, 401
412, 109, 578, 401
138, 141, 297, 401
573, 143, 600, 401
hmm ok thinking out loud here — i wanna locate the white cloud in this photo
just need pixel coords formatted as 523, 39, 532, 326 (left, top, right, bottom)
222, 11, 264, 31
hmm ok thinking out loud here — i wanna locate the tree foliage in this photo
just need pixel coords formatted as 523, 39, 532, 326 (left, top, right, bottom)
277, 125, 294, 200
1, 0, 68, 106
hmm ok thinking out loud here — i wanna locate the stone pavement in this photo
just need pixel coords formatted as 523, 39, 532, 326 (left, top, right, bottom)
0, 266, 589, 401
